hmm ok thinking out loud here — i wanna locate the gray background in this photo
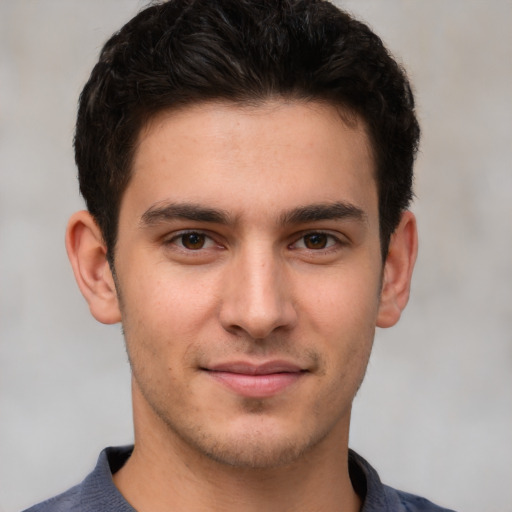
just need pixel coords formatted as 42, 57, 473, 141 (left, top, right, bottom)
1, 1, 511, 511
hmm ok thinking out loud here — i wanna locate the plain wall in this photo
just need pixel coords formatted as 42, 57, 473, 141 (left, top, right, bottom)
1, 1, 511, 511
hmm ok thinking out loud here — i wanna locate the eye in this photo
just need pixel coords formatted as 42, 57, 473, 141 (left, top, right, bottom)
171, 231, 216, 250
303, 233, 330, 250
292, 232, 339, 250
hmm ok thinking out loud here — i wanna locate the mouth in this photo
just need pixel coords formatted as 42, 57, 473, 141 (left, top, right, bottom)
202, 361, 307, 398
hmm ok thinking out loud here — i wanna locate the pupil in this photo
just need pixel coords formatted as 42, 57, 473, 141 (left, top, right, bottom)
183, 233, 204, 250
306, 233, 327, 249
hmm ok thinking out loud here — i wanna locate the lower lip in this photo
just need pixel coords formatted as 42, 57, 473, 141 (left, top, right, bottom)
207, 371, 303, 398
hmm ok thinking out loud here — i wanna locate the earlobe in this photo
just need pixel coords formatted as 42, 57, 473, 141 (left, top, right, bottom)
376, 210, 418, 328
65, 210, 122, 324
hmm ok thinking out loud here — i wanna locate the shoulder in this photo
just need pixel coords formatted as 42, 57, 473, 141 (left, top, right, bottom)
384, 486, 458, 512
22, 446, 134, 512
22, 484, 82, 512
349, 450, 457, 512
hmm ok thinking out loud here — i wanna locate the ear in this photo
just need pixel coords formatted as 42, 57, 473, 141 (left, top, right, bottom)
376, 210, 418, 328
65, 210, 122, 324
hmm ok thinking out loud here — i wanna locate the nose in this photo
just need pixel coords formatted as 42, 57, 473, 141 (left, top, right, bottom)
219, 248, 298, 339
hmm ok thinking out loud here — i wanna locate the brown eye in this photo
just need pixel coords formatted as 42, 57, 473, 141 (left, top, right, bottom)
303, 233, 329, 249
181, 232, 206, 250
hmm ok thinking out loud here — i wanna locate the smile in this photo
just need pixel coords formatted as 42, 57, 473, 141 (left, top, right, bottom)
203, 361, 307, 398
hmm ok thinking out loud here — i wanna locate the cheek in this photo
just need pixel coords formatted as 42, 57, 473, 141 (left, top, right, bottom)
297, 265, 380, 385
301, 266, 382, 335
118, 263, 223, 370
124, 263, 215, 325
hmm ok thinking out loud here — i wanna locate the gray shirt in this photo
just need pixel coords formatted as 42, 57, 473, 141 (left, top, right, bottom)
23, 446, 456, 511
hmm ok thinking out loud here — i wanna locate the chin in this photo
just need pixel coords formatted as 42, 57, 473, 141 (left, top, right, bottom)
174, 417, 329, 470
197, 436, 311, 469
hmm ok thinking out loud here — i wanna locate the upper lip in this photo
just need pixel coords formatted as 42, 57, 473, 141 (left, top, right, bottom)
206, 361, 305, 375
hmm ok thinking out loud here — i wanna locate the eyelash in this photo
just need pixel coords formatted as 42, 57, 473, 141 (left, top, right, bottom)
292, 231, 340, 251
165, 230, 345, 254
289, 231, 342, 252
166, 230, 219, 251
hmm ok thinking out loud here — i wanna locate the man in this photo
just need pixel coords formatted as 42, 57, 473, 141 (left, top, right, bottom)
25, 0, 456, 511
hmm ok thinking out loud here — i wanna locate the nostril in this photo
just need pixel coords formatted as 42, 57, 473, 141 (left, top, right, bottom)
220, 301, 298, 340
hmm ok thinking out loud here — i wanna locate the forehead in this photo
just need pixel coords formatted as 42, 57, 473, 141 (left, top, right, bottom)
122, 100, 377, 225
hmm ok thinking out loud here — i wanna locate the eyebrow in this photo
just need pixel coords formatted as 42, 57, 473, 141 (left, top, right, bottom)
279, 202, 367, 226
140, 202, 232, 227
140, 200, 366, 228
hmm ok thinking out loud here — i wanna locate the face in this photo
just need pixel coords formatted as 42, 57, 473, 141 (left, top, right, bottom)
113, 100, 384, 468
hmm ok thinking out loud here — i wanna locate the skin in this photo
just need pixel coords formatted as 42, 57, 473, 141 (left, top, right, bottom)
66, 100, 417, 512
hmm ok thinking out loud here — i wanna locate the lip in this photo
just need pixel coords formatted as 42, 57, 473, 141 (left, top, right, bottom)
204, 360, 306, 398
